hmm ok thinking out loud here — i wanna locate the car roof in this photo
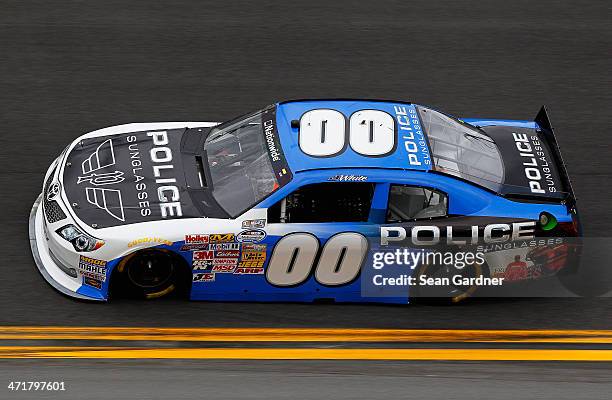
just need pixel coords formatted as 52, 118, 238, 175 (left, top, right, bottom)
275, 100, 433, 173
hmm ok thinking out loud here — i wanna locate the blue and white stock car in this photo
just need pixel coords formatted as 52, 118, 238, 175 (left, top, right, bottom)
30, 100, 580, 302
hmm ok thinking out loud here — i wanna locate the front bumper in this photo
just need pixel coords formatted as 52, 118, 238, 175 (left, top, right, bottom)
29, 194, 105, 301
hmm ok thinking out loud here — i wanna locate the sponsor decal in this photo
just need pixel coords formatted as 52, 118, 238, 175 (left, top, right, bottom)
213, 258, 239, 266
207, 243, 240, 251
241, 219, 266, 229
234, 264, 264, 275
236, 229, 266, 243
241, 251, 267, 261
380, 222, 536, 246
241, 243, 267, 252
262, 107, 293, 186
193, 260, 213, 270
211, 265, 236, 273
193, 250, 214, 261
328, 174, 367, 182
393, 105, 430, 167
209, 233, 235, 243
185, 234, 209, 244
83, 276, 102, 289
180, 233, 211, 251
134, 131, 182, 218
215, 250, 240, 258
236, 260, 265, 269
127, 237, 173, 248
193, 273, 215, 282
180, 244, 209, 251
78, 256, 107, 282
511, 132, 558, 194
65, 129, 201, 228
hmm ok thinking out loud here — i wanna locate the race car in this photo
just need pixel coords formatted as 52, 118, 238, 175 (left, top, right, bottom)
29, 99, 581, 302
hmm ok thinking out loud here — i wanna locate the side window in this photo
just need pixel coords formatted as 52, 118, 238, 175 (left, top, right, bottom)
268, 183, 375, 223
386, 185, 448, 222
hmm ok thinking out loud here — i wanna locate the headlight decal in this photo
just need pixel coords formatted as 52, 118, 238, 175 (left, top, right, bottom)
56, 224, 104, 252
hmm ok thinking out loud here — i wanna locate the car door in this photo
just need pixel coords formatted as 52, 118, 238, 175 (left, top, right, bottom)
261, 180, 383, 302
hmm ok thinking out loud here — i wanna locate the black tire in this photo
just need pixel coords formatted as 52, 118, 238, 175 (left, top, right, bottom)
411, 261, 487, 304
113, 250, 189, 300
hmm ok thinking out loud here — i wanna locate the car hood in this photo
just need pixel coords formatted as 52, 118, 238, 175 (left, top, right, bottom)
62, 127, 213, 229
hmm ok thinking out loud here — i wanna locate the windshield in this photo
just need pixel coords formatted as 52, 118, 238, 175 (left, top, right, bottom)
417, 106, 504, 192
204, 111, 279, 217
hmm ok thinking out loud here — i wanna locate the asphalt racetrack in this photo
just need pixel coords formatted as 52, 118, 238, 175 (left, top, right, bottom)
0, 1, 611, 398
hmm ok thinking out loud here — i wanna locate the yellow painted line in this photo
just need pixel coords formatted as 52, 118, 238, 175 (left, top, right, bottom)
0, 327, 611, 343
0, 346, 611, 361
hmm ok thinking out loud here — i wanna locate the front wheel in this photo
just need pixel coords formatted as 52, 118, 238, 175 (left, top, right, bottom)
114, 250, 188, 299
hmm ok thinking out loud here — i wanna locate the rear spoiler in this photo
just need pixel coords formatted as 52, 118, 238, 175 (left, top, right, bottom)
534, 106, 576, 209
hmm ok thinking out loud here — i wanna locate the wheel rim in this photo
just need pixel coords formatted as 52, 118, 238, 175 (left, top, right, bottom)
126, 252, 175, 289
416, 262, 482, 301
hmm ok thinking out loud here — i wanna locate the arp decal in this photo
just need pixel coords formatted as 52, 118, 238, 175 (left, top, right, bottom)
234, 260, 265, 274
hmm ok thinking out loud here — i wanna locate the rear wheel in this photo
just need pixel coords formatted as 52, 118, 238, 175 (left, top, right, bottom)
114, 250, 189, 300
411, 261, 486, 304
